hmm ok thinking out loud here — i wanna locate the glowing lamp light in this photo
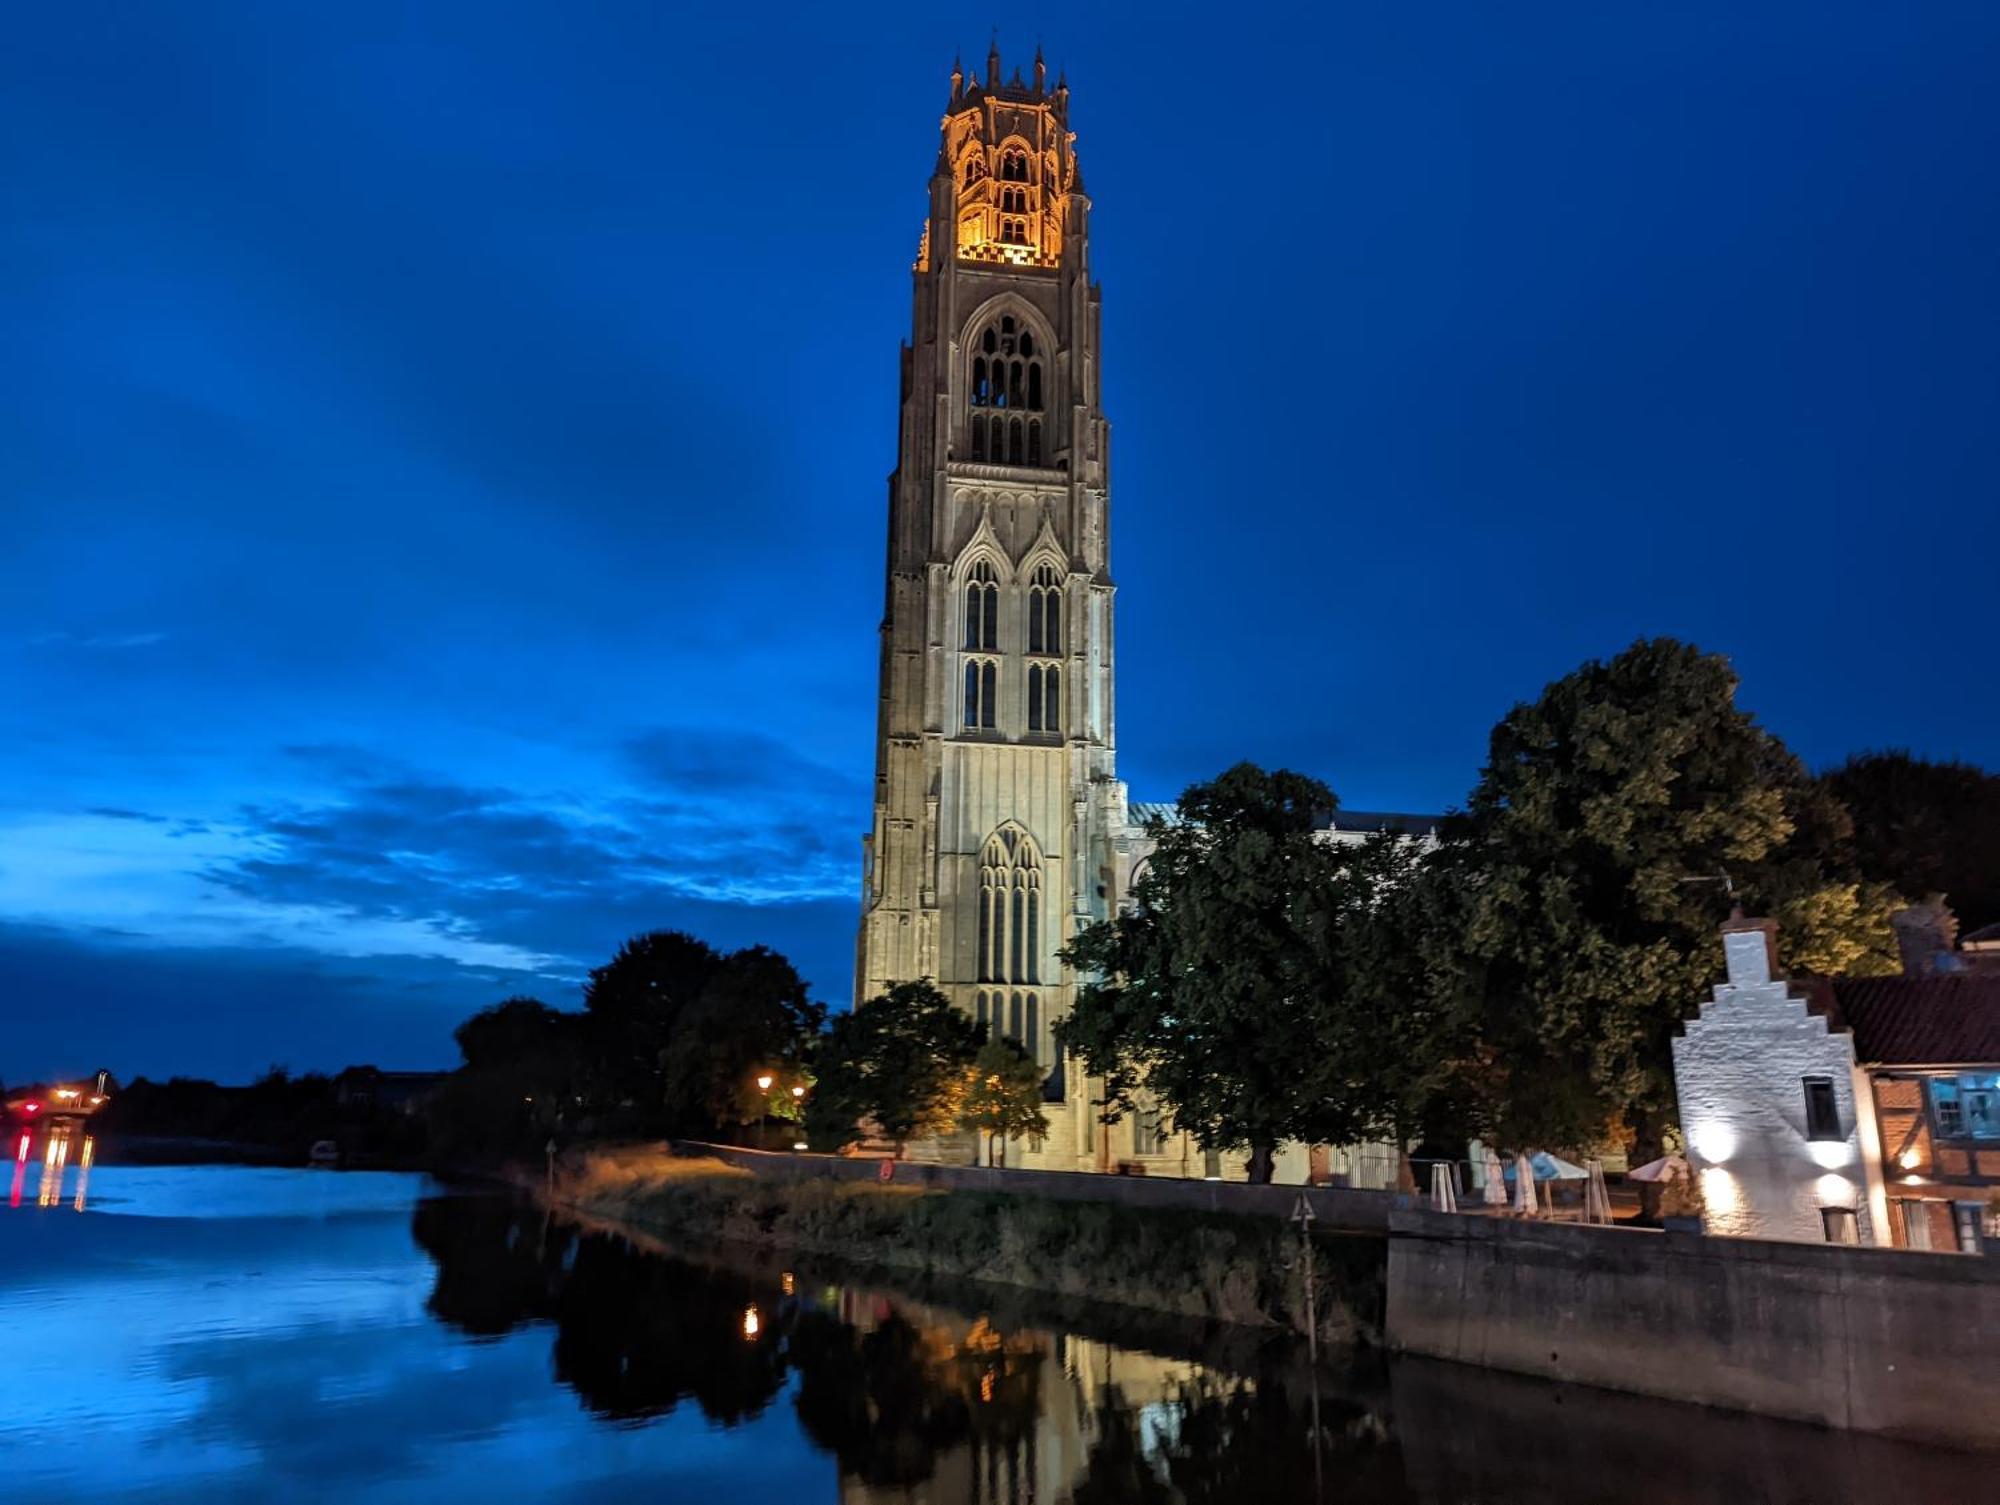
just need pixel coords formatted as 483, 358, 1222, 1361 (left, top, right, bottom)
791, 1085, 806, 1099
1898, 1147, 1922, 1171
741, 1305, 761, 1339
1807, 1141, 1855, 1170
1814, 1172, 1855, 1206
21, 1103, 38, 1116
755, 1074, 774, 1092
792, 1141, 808, 1151
1688, 1125, 1736, 1164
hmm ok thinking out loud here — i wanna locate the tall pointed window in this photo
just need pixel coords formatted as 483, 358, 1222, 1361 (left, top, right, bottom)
1027, 564, 1061, 655
1026, 564, 1062, 735
976, 826, 1042, 1058
962, 560, 999, 650
1026, 664, 1061, 734
963, 658, 997, 730
965, 313, 1045, 467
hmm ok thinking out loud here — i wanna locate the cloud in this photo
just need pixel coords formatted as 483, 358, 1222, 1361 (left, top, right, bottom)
26, 629, 166, 649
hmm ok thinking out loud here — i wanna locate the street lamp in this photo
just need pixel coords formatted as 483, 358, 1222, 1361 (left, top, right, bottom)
756, 1074, 774, 1092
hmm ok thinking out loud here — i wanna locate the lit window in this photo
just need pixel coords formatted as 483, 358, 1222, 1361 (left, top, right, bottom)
964, 313, 1044, 459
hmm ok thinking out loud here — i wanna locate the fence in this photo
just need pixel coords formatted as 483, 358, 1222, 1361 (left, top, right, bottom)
672, 1140, 1398, 1232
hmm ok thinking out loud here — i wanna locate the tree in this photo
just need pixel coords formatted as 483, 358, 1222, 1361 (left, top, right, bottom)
1439, 638, 1900, 1166
1823, 750, 2000, 931
658, 945, 825, 1135
454, 997, 572, 1071
809, 981, 982, 1157
582, 930, 724, 1123
1060, 763, 1388, 1184
1305, 835, 1483, 1188
958, 1039, 1050, 1166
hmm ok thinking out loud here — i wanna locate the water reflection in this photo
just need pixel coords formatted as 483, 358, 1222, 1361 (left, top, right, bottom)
415, 1195, 1999, 1505
2, 1171, 1990, 1503
10, 1126, 96, 1209
414, 1197, 1406, 1502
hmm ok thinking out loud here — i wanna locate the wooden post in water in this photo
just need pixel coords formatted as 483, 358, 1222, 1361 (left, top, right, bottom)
1293, 1193, 1323, 1500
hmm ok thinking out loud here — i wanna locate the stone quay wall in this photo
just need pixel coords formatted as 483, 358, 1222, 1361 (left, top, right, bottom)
1386, 1206, 2000, 1447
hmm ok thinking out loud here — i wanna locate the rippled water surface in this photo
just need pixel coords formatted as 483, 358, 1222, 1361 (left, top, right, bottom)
0, 1163, 1988, 1503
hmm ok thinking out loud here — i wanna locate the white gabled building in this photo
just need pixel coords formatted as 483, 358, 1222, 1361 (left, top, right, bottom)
1673, 912, 2000, 1251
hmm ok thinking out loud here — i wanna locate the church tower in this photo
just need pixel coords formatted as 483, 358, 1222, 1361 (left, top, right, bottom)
856, 45, 1132, 1167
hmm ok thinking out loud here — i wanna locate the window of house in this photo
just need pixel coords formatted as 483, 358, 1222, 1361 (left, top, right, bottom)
1820, 1206, 1859, 1245
1803, 1077, 1842, 1141
1134, 1105, 1165, 1157
1928, 1075, 2000, 1140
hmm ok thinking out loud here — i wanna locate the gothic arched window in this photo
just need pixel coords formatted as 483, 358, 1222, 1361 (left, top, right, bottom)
976, 826, 1043, 1015
1027, 564, 1061, 656
1024, 663, 1060, 734
965, 312, 1046, 466
962, 560, 999, 650
1000, 148, 1030, 182
963, 657, 997, 730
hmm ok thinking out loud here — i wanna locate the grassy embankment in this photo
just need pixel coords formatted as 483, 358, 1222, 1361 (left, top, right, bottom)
544, 1145, 1388, 1347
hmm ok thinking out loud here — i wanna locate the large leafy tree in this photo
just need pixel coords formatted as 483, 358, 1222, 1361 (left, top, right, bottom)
658, 945, 825, 1134
1305, 835, 1483, 1185
1442, 638, 1899, 1159
582, 930, 724, 1120
1060, 763, 1413, 1184
807, 981, 982, 1156
1823, 750, 2000, 931
958, 1038, 1050, 1166
454, 997, 574, 1071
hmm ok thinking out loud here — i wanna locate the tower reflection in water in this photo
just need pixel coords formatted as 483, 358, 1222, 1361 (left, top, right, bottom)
9, 1126, 94, 1211
411, 1196, 1383, 1504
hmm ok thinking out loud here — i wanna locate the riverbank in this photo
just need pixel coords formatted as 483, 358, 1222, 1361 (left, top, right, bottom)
540, 1144, 1387, 1347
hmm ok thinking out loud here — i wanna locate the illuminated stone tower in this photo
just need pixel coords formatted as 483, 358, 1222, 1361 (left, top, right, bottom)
856, 44, 1136, 1168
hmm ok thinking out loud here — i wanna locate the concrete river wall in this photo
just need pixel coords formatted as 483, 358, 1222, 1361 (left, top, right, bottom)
1386, 1207, 2000, 1448
672, 1144, 1999, 1447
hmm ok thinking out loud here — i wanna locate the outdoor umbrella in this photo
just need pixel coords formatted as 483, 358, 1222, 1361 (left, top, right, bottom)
1583, 1158, 1612, 1223
1429, 1161, 1459, 1213
1498, 1150, 1590, 1181
1627, 1153, 1690, 1183
1511, 1152, 1539, 1215
1482, 1146, 1508, 1206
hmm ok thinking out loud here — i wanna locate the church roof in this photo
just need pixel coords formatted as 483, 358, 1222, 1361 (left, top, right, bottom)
1318, 809, 1444, 836
1800, 975, 2000, 1067
1124, 802, 1443, 835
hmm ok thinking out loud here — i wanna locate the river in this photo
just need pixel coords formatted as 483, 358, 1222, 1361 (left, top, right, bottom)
0, 1164, 1987, 1501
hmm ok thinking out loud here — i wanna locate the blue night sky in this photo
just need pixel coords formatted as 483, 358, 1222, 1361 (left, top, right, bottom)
5, 4, 1997, 1082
